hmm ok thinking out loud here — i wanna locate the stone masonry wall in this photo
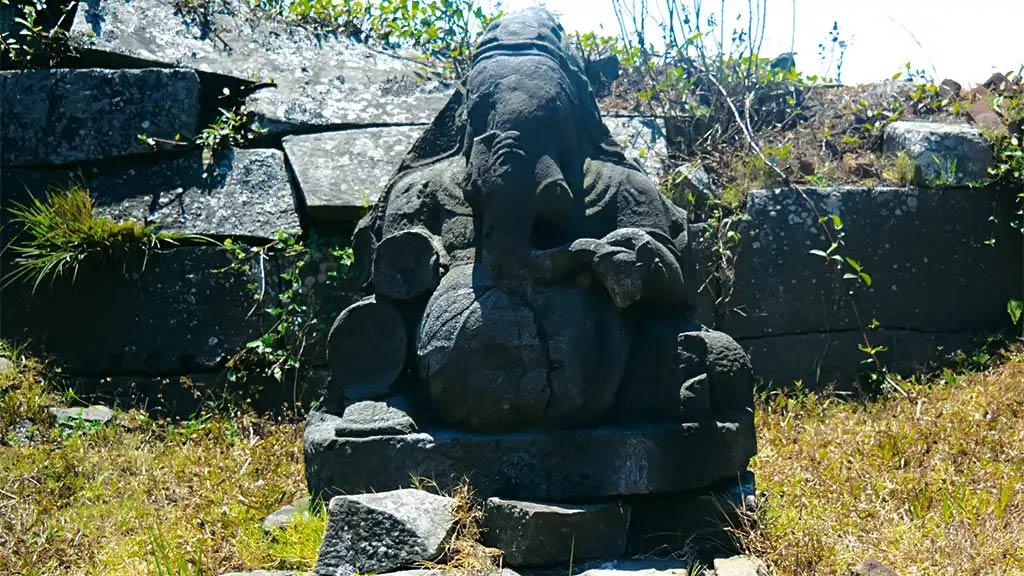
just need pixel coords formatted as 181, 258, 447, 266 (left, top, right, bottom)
1, 0, 1019, 409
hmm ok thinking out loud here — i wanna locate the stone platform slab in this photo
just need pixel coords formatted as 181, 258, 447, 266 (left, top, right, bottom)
303, 409, 755, 502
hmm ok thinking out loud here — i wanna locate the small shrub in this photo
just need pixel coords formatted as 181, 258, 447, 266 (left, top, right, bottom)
0, 0, 77, 69
2, 184, 188, 290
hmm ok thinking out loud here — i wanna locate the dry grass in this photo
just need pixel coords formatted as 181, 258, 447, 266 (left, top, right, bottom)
4, 339, 1024, 575
0, 341, 318, 576
743, 351, 1024, 575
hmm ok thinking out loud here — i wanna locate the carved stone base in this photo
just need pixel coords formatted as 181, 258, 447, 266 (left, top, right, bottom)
303, 408, 755, 502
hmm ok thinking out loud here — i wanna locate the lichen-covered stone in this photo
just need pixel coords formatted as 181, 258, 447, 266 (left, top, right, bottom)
72, 0, 448, 134
725, 187, 1021, 339
605, 116, 670, 179
883, 121, 994, 186
283, 127, 424, 222
2, 148, 299, 239
0, 68, 199, 166
314, 489, 456, 576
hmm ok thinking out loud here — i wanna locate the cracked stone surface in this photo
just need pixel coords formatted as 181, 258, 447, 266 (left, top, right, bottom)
72, 0, 450, 135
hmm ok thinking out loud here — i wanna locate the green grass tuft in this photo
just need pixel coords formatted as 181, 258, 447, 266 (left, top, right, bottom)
2, 184, 188, 291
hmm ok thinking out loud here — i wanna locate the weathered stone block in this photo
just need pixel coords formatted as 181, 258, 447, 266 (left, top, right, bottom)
0, 68, 199, 166
284, 127, 423, 221
724, 187, 1021, 339
0, 247, 277, 375
3, 149, 300, 239
315, 489, 456, 576
72, 0, 449, 134
883, 121, 993, 186
481, 498, 630, 567
304, 409, 756, 502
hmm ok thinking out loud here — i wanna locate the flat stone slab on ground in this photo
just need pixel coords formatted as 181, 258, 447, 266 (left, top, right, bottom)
725, 186, 1021, 339
48, 405, 115, 424
284, 126, 423, 221
72, 0, 449, 134
304, 409, 755, 502
482, 498, 630, 567
712, 556, 768, 576
883, 121, 993, 186
1, 68, 199, 166
262, 496, 312, 532
315, 489, 456, 576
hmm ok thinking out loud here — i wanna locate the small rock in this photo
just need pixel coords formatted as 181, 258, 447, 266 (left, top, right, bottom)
852, 559, 898, 576
713, 555, 768, 576
605, 116, 670, 179
937, 79, 961, 99
7, 419, 33, 445
0, 355, 14, 373
481, 497, 631, 567
262, 496, 312, 533
314, 489, 456, 576
49, 405, 115, 425
968, 98, 1005, 135
882, 121, 994, 186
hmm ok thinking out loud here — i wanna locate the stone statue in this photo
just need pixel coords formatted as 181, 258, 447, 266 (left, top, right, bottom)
306, 8, 756, 557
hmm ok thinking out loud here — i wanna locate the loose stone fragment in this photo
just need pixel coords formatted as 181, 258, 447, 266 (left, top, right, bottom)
49, 405, 115, 425
314, 489, 456, 576
262, 497, 312, 533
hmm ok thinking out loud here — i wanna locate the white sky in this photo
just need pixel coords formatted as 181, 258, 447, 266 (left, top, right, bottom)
487, 0, 1024, 85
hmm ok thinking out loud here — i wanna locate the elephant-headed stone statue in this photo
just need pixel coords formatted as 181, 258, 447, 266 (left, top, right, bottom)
307, 7, 755, 508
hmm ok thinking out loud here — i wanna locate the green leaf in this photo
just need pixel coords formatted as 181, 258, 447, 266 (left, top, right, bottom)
1007, 299, 1023, 325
